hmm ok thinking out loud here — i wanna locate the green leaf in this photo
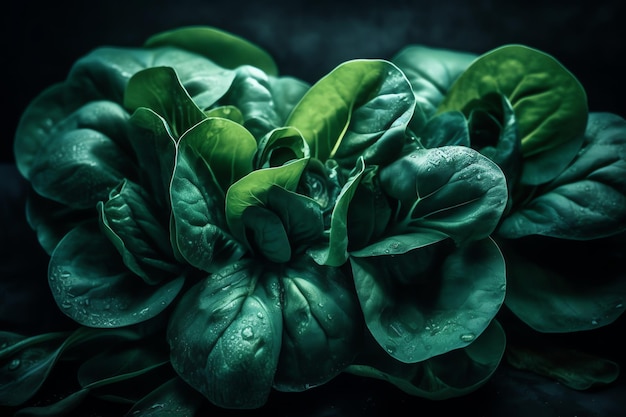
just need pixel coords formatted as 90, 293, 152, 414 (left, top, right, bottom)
273, 256, 363, 391
500, 235, 626, 332
167, 260, 283, 409
437, 44, 588, 185
226, 158, 309, 244
346, 319, 506, 400
254, 126, 310, 169
180, 117, 257, 194
170, 122, 248, 272
205, 105, 244, 124
13, 389, 90, 417
506, 344, 620, 390
124, 66, 207, 139
379, 147, 508, 245
48, 222, 185, 328
219, 66, 309, 139
391, 44, 477, 121
308, 158, 366, 266
499, 112, 626, 239
350, 238, 506, 363
145, 26, 279, 76
417, 110, 470, 148
98, 179, 180, 285
125, 377, 204, 417
28, 126, 135, 210
127, 107, 178, 209
286, 59, 414, 173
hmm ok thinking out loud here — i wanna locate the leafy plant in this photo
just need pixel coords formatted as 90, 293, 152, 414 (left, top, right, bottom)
3, 25, 624, 415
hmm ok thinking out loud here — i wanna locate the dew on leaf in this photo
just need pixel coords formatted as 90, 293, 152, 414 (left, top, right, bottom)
460, 333, 475, 342
8, 358, 21, 371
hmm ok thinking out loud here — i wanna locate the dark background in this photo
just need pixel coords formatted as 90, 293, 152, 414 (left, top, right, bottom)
2, 1, 626, 416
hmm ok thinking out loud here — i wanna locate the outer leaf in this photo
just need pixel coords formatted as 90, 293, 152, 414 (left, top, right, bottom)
286, 59, 414, 173
499, 112, 626, 239
438, 45, 587, 155
379, 146, 508, 245
48, 222, 185, 328
167, 260, 283, 409
28, 126, 135, 210
346, 319, 506, 400
124, 66, 206, 139
219, 66, 309, 139
98, 179, 179, 285
144, 26, 279, 76
125, 377, 204, 417
437, 44, 588, 185
501, 235, 626, 332
391, 44, 477, 120
14, 46, 234, 179
273, 256, 363, 391
226, 158, 309, 243
350, 238, 506, 363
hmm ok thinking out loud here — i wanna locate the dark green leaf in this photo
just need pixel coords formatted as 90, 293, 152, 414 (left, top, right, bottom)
391, 44, 477, 121
417, 110, 470, 148
499, 112, 626, 239
167, 260, 282, 409
49, 222, 185, 328
124, 66, 206, 139
125, 377, 204, 417
346, 319, 506, 400
379, 147, 508, 245
144, 26, 279, 76
273, 257, 363, 391
350, 238, 506, 363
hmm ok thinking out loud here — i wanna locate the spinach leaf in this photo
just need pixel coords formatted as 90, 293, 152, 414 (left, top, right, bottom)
350, 238, 506, 363
499, 112, 626, 240
167, 260, 282, 409
286, 59, 414, 175
437, 44, 588, 185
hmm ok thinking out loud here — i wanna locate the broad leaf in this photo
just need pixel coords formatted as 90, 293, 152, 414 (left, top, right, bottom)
286, 59, 414, 174
350, 238, 506, 363
499, 112, 626, 239
145, 26, 279, 76
391, 44, 476, 121
98, 179, 180, 285
379, 147, 508, 245
125, 377, 204, 417
49, 222, 185, 328
346, 319, 506, 400
273, 256, 363, 391
417, 110, 470, 148
124, 66, 206, 139
225, 158, 309, 244
167, 260, 283, 409
170, 122, 248, 273
437, 45, 588, 185
219, 66, 310, 139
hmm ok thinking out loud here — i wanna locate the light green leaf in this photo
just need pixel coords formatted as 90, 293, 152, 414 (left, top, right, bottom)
437, 44, 588, 185
226, 158, 309, 243
286, 59, 414, 173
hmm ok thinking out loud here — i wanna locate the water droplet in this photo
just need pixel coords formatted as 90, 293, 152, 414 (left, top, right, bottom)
591, 319, 599, 325
460, 333, 475, 342
476, 174, 482, 180
8, 358, 20, 371
257, 312, 264, 319
385, 345, 396, 354
616, 303, 623, 309
241, 326, 254, 340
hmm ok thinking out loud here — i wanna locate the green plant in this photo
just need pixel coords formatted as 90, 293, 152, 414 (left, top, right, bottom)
3, 26, 624, 415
